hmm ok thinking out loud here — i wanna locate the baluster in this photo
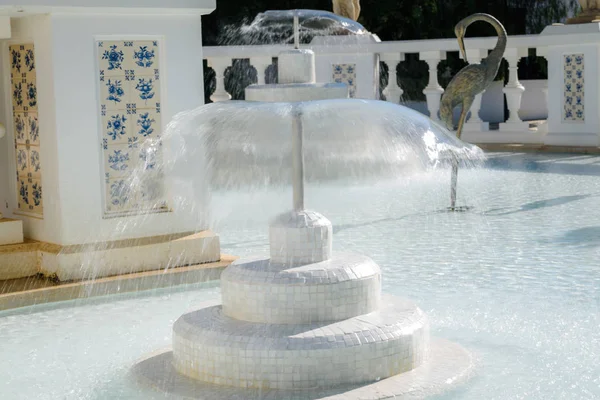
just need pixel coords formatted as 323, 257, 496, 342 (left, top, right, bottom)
250, 56, 272, 85
420, 51, 446, 122
535, 49, 549, 134
459, 49, 490, 132
500, 48, 529, 131
380, 53, 404, 104
207, 57, 232, 102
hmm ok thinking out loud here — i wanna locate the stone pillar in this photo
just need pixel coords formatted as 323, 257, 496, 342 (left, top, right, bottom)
461, 49, 490, 132
499, 47, 529, 132
420, 51, 446, 122
380, 53, 404, 104
538, 24, 600, 146
208, 57, 232, 102
250, 56, 272, 85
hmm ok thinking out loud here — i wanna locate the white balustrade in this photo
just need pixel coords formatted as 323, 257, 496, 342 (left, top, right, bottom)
380, 53, 404, 104
201, 28, 600, 145
499, 47, 529, 131
207, 57, 232, 102
420, 50, 446, 122
250, 56, 272, 85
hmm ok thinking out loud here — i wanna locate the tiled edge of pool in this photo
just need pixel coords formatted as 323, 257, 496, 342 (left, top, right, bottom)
0, 254, 237, 312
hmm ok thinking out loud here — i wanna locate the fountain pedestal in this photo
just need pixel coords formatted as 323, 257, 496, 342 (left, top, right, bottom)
0, 1, 222, 281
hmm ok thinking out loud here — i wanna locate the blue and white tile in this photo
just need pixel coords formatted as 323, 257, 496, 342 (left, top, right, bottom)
137, 172, 167, 210
105, 178, 136, 214
563, 54, 584, 122
100, 76, 130, 111
133, 110, 161, 139
129, 76, 160, 110
332, 63, 357, 98
98, 41, 129, 77
130, 41, 160, 73
29, 178, 43, 214
10, 45, 23, 77
12, 80, 26, 112
17, 177, 30, 212
136, 140, 163, 173
104, 144, 134, 179
26, 112, 40, 145
15, 145, 29, 175
102, 112, 131, 145
25, 79, 37, 111
14, 112, 27, 145
28, 147, 42, 178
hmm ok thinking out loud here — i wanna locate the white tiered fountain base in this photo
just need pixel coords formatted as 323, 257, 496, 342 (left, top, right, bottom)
133, 211, 474, 399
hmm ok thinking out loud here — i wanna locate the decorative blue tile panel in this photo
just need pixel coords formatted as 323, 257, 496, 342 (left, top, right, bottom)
97, 39, 166, 216
10, 43, 43, 216
563, 54, 585, 122
332, 63, 357, 98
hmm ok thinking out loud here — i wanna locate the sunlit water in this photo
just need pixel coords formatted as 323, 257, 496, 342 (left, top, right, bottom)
1, 152, 599, 399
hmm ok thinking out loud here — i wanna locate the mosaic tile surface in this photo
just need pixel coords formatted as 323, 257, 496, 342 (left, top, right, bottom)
332, 63, 356, 98
97, 40, 167, 216
563, 54, 585, 122
10, 43, 43, 216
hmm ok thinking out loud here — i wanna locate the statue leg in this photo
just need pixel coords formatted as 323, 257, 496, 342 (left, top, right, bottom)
455, 97, 473, 140
450, 98, 474, 209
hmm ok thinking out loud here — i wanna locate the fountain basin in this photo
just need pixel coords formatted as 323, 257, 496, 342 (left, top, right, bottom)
172, 296, 429, 390
221, 253, 382, 324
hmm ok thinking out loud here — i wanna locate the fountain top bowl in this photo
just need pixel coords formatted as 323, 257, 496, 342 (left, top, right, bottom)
221, 9, 369, 45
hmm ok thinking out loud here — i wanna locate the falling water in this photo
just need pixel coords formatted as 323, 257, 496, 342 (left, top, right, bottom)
217, 9, 368, 46
165, 99, 484, 190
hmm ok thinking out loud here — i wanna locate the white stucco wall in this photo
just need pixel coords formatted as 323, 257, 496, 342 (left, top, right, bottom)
2, 16, 62, 242
51, 14, 208, 245
2, 13, 210, 245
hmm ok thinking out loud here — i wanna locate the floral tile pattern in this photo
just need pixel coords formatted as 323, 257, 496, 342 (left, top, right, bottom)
10, 43, 43, 216
332, 63, 357, 98
563, 54, 585, 122
97, 40, 166, 216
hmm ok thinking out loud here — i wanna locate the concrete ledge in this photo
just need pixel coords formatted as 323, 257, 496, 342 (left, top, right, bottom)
477, 143, 600, 154
0, 230, 221, 281
0, 254, 236, 312
0, 218, 24, 246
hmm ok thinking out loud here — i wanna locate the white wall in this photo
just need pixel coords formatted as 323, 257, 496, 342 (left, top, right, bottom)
48, 14, 208, 245
2, 16, 63, 243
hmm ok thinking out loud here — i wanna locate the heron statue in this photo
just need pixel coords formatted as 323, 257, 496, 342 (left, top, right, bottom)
440, 13, 507, 211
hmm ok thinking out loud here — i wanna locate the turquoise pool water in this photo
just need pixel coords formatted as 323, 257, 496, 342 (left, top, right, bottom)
0, 152, 599, 399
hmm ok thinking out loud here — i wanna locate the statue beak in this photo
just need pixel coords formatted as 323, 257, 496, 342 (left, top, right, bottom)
458, 36, 467, 63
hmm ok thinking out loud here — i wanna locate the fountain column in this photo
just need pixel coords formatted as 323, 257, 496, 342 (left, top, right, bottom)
420, 51, 446, 122
208, 57, 232, 102
291, 109, 305, 211
499, 47, 528, 132
380, 53, 405, 104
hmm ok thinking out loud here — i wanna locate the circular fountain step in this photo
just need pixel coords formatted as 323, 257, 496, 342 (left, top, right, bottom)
172, 295, 428, 390
221, 252, 381, 324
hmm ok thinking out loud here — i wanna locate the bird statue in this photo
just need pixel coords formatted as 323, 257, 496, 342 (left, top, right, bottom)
440, 13, 507, 211
332, 0, 361, 21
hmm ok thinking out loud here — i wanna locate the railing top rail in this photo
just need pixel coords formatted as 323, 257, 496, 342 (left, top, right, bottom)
203, 31, 600, 59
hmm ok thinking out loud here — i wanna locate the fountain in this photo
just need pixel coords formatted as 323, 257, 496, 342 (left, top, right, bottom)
133, 11, 479, 399
218, 9, 369, 46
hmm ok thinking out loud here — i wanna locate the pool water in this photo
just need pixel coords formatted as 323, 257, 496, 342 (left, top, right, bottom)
1, 153, 599, 399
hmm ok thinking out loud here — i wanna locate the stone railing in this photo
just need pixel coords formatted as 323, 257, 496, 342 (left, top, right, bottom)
203, 27, 600, 147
